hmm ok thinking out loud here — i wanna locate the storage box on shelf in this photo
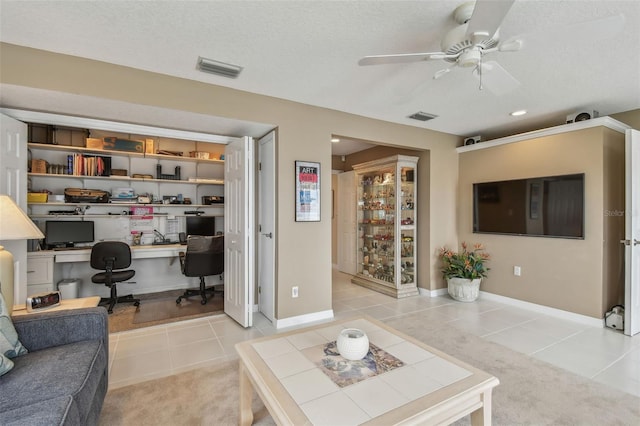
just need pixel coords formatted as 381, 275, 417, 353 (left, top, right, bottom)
27, 122, 88, 146
27, 193, 48, 203
86, 136, 144, 153
351, 155, 419, 298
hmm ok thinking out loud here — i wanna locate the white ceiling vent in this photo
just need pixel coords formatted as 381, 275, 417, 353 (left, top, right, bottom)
408, 111, 438, 122
197, 57, 243, 78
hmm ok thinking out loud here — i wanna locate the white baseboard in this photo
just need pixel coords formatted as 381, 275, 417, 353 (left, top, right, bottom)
418, 287, 448, 297
478, 291, 602, 327
274, 309, 334, 329
417, 287, 602, 327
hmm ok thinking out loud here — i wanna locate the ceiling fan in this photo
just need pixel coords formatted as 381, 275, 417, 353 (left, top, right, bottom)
359, 0, 627, 96
359, 0, 522, 94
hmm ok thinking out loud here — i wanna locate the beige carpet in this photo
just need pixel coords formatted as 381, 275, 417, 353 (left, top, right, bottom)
99, 314, 640, 425
107, 289, 224, 333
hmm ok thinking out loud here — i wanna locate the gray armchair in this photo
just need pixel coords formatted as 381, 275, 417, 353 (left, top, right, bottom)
0, 307, 109, 425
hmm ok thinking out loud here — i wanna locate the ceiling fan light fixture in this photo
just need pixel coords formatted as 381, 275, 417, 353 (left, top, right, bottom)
197, 57, 243, 78
459, 49, 481, 67
510, 109, 527, 116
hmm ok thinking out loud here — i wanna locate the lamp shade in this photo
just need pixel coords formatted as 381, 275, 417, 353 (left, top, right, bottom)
0, 195, 44, 240
0, 195, 44, 306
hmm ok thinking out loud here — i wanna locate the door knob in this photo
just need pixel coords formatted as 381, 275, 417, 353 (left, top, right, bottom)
261, 232, 273, 238
620, 239, 640, 246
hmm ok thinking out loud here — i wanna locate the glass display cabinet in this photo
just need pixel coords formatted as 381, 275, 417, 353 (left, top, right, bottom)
351, 155, 419, 298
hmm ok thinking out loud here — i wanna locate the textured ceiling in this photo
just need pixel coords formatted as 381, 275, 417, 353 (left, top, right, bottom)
1, 0, 639, 152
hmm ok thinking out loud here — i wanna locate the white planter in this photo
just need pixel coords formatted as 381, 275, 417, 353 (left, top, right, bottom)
447, 277, 481, 302
337, 328, 369, 360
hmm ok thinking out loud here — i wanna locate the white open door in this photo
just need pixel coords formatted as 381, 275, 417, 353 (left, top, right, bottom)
624, 129, 640, 336
258, 132, 275, 322
0, 113, 28, 305
224, 137, 254, 328
337, 171, 357, 275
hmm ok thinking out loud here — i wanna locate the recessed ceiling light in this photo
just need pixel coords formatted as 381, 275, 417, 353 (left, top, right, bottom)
510, 110, 527, 116
331, 138, 340, 143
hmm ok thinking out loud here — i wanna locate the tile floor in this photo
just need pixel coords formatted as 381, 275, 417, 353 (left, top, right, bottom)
108, 268, 640, 397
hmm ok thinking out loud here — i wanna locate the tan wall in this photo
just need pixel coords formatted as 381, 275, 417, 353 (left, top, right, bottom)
611, 109, 640, 130
332, 156, 347, 171
458, 127, 624, 318
0, 43, 459, 320
602, 128, 626, 311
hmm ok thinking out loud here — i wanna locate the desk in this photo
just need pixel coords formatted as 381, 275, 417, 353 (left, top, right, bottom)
12, 296, 101, 316
52, 243, 185, 263
236, 316, 499, 426
27, 244, 195, 298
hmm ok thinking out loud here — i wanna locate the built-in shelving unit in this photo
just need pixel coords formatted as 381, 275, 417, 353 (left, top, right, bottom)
9, 108, 235, 244
28, 140, 225, 214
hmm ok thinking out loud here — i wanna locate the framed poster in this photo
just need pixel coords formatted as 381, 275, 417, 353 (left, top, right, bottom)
295, 160, 320, 221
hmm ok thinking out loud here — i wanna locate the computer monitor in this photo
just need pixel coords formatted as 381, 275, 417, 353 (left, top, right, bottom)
186, 216, 216, 236
45, 220, 95, 248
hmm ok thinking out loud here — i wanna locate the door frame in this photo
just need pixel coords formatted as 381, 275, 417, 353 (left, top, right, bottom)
337, 170, 357, 275
258, 131, 276, 322
624, 129, 640, 336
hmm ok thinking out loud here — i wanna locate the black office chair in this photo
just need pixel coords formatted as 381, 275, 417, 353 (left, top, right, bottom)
90, 241, 140, 314
176, 235, 224, 305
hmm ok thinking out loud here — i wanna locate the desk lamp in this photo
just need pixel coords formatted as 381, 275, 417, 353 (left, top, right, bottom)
0, 195, 44, 306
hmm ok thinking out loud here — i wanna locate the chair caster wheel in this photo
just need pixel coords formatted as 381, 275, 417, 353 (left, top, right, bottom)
200, 299, 207, 305
134, 301, 140, 307
176, 298, 182, 304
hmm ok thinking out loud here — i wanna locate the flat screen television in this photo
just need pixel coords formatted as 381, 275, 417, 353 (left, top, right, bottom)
473, 173, 585, 239
45, 220, 95, 248
186, 216, 216, 236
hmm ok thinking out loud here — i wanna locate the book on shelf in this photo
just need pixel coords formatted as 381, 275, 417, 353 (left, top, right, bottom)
67, 154, 111, 177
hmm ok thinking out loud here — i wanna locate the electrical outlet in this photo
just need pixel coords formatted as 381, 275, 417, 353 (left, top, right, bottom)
292, 286, 299, 298
514, 266, 521, 276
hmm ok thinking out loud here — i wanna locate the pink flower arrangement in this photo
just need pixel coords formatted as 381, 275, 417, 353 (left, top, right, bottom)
438, 242, 490, 280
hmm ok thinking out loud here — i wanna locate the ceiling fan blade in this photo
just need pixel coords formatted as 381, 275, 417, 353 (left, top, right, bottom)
466, 0, 515, 40
358, 52, 453, 66
433, 68, 452, 80
473, 61, 520, 95
499, 38, 523, 52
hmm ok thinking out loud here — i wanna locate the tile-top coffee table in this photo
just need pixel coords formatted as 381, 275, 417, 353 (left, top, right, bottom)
236, 316, 499, 425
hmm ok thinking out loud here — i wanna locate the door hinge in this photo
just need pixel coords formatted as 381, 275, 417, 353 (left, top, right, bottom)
259, 224, 262, 232
258, 286, 261, 294
259, 162, 262, 171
